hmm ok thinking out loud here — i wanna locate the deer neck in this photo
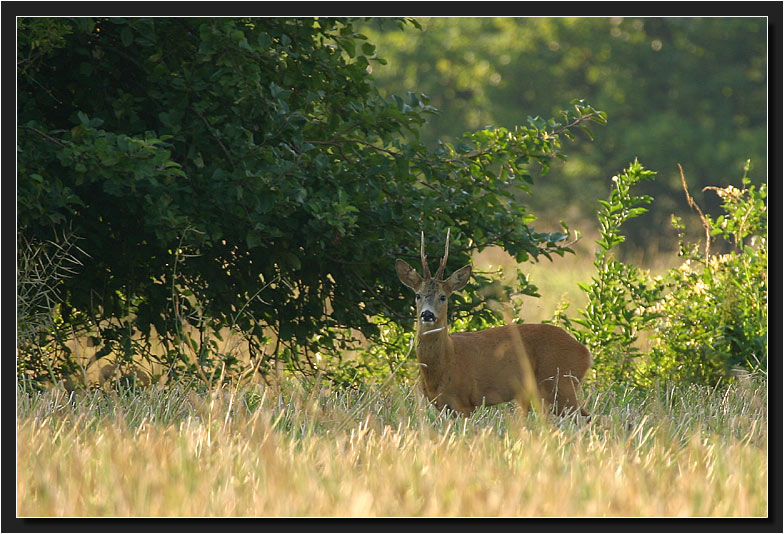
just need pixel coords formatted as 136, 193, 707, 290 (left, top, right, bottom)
416, 324, 453, 393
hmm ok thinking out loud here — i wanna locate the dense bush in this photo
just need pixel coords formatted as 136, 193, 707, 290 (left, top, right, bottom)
641, 164, 767, 385
560, 160, 767, 388
17, 17, 605, 388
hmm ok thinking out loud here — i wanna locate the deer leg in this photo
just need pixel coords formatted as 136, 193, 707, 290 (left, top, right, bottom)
515, 397, 532, 416
445, 397, 474, 417
432, 394, 473, 417
536, 373, 587, 418
537, 376, 557, 413
551, 375, 590, 419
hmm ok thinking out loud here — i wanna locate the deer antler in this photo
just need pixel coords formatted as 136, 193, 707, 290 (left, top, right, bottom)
434, 228, 450, 280
420, 231, 432, 280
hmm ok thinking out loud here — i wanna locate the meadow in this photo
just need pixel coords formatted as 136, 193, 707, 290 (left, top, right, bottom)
17, 372, 767, 517
16, 226, 768, 518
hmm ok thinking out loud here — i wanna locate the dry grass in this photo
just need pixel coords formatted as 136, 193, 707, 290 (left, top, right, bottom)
17, 376, 767, 517
17, 230, 766, 518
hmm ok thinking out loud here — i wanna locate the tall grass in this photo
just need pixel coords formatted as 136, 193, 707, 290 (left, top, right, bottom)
17, 377, 767, 517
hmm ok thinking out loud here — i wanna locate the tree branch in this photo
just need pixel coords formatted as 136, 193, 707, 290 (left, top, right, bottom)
552, 111, 605, 136
19, 125, 65, 146
188, 106, 236, 171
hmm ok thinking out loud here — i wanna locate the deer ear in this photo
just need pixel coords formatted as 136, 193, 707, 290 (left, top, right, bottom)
444, 264, 471, 293
396, 259, 422, 290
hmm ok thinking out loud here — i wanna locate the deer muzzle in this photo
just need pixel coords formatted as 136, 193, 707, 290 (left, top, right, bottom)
420, 310, 436, 323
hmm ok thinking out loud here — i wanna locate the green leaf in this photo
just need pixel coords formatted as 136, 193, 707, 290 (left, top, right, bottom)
121, 27, 133, 47
246, 230, 262, 249
282, 251, 301, 270
340, 38, 355, 58
257, 32, 272, 48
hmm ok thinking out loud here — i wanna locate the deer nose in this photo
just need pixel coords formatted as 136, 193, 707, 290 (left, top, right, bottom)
420, 310, 436, 323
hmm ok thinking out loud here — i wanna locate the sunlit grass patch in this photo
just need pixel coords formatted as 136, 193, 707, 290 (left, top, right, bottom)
17, 375, 766, 517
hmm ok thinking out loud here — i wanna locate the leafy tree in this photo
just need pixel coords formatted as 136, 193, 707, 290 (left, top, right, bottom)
361, 17, 767, 249
17, 17, 605, 387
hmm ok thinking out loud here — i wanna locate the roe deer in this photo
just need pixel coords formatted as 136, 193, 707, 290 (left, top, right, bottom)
396, 230, 592, 418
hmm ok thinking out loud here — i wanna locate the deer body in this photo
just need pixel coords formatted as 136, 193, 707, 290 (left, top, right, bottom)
397, 231, 592, 417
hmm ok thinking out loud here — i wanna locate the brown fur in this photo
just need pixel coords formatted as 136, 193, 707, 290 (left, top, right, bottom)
397, 257, 592, 417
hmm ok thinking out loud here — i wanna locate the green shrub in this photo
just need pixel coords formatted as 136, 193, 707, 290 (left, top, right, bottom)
641, 164, 767, 385
557, 160, 666, 389
561, 160, 767, 388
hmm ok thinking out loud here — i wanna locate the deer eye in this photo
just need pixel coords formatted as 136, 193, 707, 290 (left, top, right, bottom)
439, 295, 446, 302
415, 294, 421, 300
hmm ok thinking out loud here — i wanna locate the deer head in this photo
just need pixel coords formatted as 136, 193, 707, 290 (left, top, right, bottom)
396, 229, 472, 330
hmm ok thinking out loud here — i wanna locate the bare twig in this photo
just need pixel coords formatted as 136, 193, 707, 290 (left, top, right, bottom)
19, 125, 65, 146
678, 163, 711, 258
23, 74, 64, 104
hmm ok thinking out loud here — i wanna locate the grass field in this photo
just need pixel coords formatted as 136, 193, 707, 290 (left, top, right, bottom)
17, 227, 767, 518
17, 374, 767, 517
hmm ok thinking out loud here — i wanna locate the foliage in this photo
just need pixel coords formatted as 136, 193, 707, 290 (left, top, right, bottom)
361, 17, 767, 245
557, 160, 665, 388
641, 163, 767, 385
313, 317, 419, 390
559, 160, 767, 388
17, 17, 605, 388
